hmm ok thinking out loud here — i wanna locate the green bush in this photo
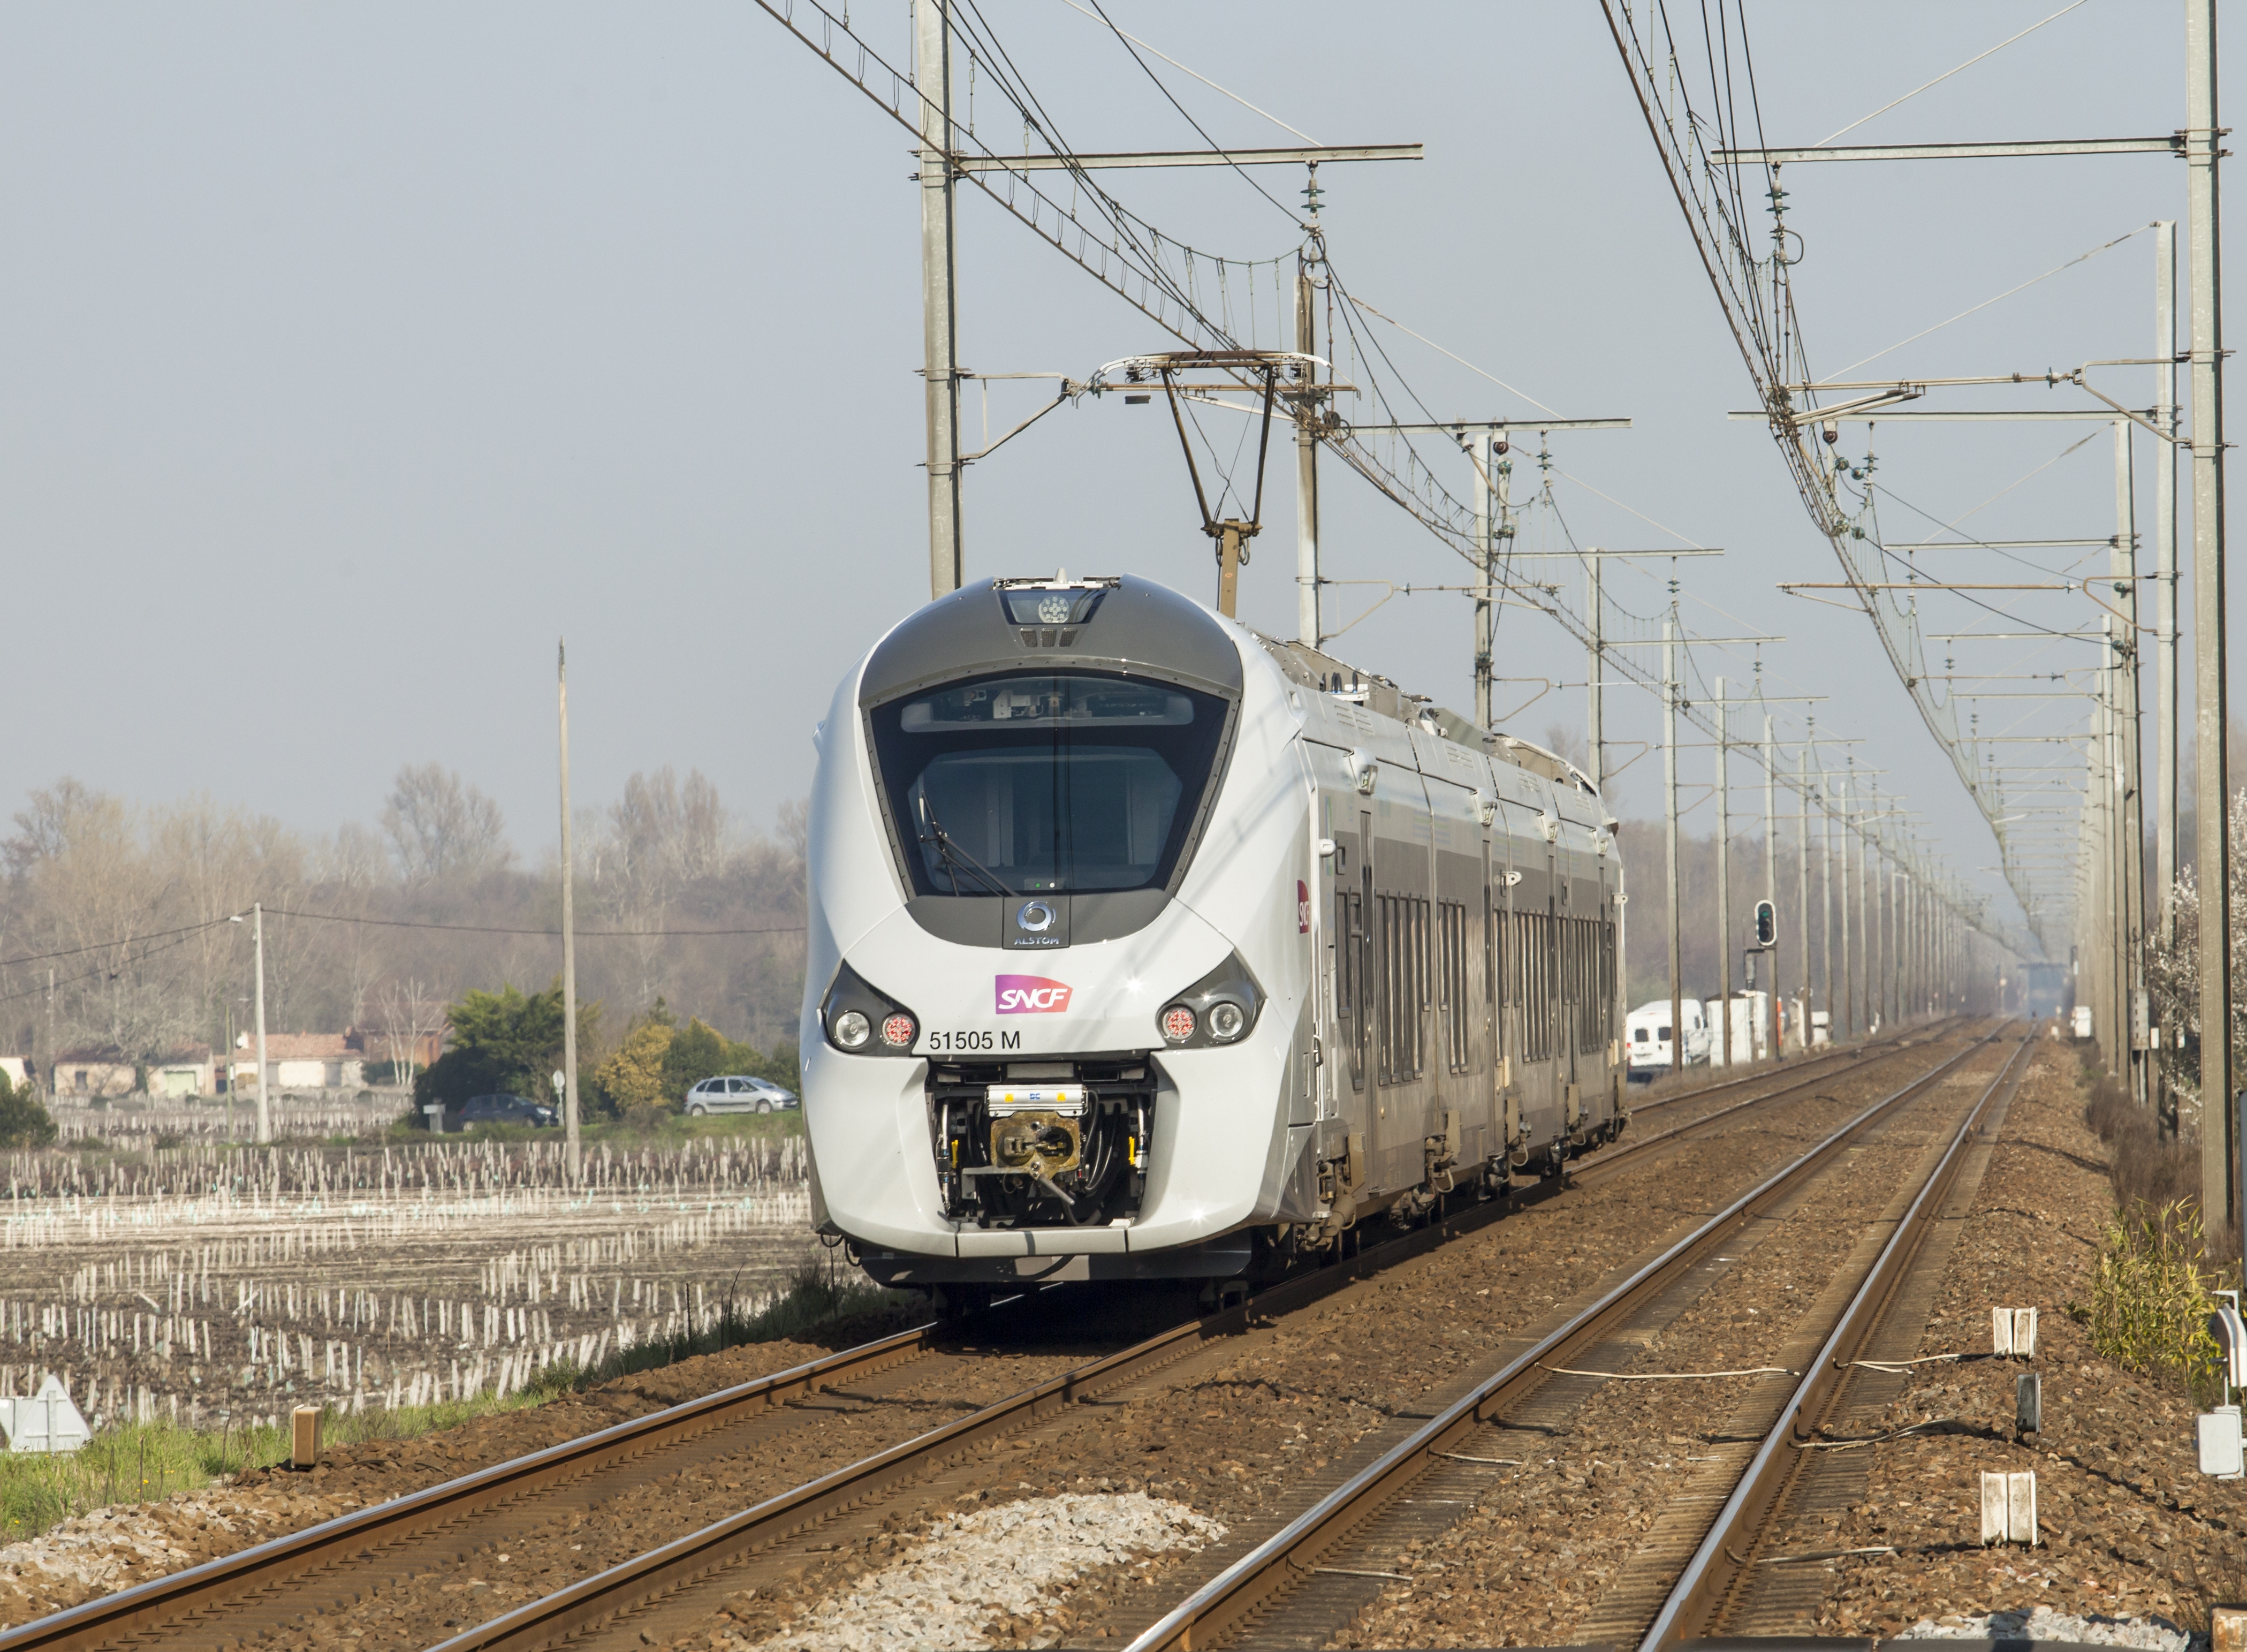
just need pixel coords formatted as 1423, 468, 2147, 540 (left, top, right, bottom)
2086, 1198, 2235, 1395
0, 1070, 58, 1148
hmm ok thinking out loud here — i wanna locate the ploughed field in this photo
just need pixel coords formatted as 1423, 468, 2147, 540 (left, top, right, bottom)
0, 1134, 817, 1431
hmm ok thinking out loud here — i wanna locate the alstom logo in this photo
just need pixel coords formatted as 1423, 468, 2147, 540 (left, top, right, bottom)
996, 975, 1073, 1014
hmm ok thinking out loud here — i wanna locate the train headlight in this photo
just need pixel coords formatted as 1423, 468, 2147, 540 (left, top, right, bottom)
819, 963, 922, 1058
1152, 952, 1264, 1050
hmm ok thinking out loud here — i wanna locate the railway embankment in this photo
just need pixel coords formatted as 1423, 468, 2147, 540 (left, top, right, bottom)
10, 1027, 2226, 1652
0, 1291, 919, 1628
1799, 1044, 2242, 1643
668, 1028, 2003, 1650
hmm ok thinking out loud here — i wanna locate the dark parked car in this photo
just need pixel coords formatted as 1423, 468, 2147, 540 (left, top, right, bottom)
454, 1093, 556, 1130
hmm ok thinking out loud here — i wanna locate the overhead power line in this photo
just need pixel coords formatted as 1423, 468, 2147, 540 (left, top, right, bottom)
262, 907, 806, 939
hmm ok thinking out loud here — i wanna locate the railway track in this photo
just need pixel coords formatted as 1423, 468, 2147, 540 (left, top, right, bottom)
1572, 1014, 1969, 1191
1633, 1022, 2036, 1650
1621, 1013, 1965, 1126
0, 1017, 1985, 1652
1116, 1019, 2024, 1652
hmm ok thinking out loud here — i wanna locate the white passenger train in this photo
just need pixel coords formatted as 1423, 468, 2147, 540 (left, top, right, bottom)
801, 573, 1628, 1290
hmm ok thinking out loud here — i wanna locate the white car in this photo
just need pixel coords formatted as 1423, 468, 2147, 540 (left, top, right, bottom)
684, 1074, 800, 1116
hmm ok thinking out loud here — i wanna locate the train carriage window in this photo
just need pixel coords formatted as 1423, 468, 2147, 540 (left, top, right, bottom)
1440, 901, 1470, 1072
1521, 912, 1535, 1065
1375, 895, 1393, 1085
1528, 911, 1554, 1065
1335, 890, 1367, 1092
1413, 897, 1429, 1074
1576, 918, 1601, 1055
1375, 892, 1428, 1085
1484, 888, 1502, 1063
869, 670, 1231, 896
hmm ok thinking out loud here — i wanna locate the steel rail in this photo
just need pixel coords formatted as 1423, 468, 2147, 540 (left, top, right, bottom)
4, 1119, 1543, 1651
4, 1025, 1980, 1652
1636, 1027, 2035, 1650
1587, 1018, 1969, 1184
1118, 1020, 2010, 1652
411, 1027, 1991, 1652
1624, 1015, 1965, 1121
0, 1322, 954, 1651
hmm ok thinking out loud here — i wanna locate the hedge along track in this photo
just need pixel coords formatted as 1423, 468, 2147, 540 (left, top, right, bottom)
1632, 1024, 2037, 1651
0, 1019, 1980, 1652
1115, 1020, 2021, 1652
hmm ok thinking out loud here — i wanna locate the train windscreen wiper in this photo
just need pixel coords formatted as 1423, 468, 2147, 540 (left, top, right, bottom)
915, 794, 1016, 899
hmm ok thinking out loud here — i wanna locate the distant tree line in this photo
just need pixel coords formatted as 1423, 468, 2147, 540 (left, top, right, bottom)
0, 766, 806, 1090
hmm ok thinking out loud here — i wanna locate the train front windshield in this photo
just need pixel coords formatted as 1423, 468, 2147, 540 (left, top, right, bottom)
870, 671, 1230, 896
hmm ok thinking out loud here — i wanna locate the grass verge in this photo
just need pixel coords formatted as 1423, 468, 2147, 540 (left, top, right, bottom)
0, 1260, 918, 1546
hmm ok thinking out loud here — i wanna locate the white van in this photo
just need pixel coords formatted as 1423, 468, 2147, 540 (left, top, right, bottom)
1702, 992, 1774, 1065
1625, 998, 1712, 1080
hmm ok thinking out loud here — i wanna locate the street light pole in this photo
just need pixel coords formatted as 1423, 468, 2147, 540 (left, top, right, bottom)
253, 901, 269, 1146
559, 641, 581, 1185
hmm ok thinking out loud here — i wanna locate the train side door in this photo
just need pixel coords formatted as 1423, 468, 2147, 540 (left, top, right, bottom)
1551, 828, 1573, 1117
1598, 818, 1621, 1116
1354, 809, 1373, 1093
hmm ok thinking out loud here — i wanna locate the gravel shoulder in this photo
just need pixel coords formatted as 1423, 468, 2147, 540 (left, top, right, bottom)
0, 1308, 918, 1630
665, 1033, 1990, 1651
1806, 1044, 2245, 1640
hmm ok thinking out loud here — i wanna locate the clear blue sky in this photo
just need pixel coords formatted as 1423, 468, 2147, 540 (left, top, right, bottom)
0, 2, 2223, 947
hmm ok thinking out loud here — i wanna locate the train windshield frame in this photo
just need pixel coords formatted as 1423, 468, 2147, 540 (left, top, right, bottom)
868, 669, 1233, 897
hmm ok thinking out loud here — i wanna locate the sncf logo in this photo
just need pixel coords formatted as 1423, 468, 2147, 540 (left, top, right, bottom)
996, 975, 1073, 1014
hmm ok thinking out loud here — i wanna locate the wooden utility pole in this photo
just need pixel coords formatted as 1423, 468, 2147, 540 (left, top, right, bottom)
558, 640, 581, 1185
917, 0, 962, 597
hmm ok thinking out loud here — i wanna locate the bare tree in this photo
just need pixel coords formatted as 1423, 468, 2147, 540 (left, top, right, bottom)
374, 976, 446, 1093
382, 764, 512, 882
0, 768, 811, 1079
777, 798, 809, 862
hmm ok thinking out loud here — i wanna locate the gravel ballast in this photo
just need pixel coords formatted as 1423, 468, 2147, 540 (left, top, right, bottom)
729, 1494, 1223, 1651
1897, 1605, 2198, 1651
